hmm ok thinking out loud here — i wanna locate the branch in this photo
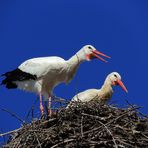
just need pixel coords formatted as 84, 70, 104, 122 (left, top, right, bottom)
82, 113, 118, 148
33, 131, 42, 148
51, 139, 75, 148
82, 106, 141, 136
81, 116, 84, 137
1, 108, 25, 124
0, 127, 22, 137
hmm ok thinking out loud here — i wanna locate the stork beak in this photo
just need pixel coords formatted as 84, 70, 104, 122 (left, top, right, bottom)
92, 50, 111, 63
116, 79, 128, 93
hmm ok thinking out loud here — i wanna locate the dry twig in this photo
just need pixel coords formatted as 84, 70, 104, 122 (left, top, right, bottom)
2, 101, 148, 148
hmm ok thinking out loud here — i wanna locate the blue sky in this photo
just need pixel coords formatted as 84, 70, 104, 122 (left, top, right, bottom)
0, 0, 148, 145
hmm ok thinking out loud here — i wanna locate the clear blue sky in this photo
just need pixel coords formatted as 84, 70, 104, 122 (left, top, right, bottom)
0, 0, 148, 145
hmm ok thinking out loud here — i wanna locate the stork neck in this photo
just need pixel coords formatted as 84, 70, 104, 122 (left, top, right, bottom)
65, 54, 84, 84
68, 52, 86, 65
67, 53, 86, 70
100, 81, 113, 97
67, 54, 83, 71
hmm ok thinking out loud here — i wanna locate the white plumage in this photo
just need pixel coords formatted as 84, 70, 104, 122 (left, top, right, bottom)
67, 72, 128, 107
1, 45, 110, 115
17, 57, 68, 93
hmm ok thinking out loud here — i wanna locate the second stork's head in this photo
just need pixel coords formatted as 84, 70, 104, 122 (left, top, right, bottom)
105, 72, 128, 93
77, 45, 110, 62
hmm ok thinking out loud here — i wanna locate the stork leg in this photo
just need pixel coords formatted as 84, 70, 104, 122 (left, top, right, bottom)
39, 93, 44, 115
48, 95, 52, 116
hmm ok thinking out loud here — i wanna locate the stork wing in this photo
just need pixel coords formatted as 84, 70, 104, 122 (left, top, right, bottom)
18, 56, 66, 78
72, 89, 99, 102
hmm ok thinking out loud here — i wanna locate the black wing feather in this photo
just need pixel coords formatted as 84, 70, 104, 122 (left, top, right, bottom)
1, 68, 37, 89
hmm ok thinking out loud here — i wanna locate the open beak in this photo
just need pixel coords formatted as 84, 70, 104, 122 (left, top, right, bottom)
92, 50, 111, 62
116, 79, 128, 93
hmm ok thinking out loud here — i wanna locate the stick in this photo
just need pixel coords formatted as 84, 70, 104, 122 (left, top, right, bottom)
25, 96, 39, 121
33, 131, 42, 148
1, 108, 25, 124
97, 120, 118, 148
82, 106, 141, 136
51, 139, 75, 148
82, 113, 118, 148
81, 116, 84, 137
0, 127, 22, 137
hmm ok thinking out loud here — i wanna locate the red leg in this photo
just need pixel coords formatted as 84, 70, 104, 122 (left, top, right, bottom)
39, 93, 44, 115
48, 95, 52, 116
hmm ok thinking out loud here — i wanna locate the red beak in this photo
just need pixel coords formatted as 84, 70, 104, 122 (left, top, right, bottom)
92, 50, 111, 62
116, 79, 128, 93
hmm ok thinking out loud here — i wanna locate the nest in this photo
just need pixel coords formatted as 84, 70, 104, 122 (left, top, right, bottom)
2, 100, 148, 148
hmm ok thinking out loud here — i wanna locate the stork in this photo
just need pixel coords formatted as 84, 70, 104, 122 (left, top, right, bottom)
67, 72, 128, 107
1, 45, 110, 116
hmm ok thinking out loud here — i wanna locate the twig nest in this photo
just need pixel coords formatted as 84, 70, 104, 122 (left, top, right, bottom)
3, 100, 148, 148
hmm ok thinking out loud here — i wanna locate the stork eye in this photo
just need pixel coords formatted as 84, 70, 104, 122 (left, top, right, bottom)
88, 46, 92, 49
114, 74, 117, 77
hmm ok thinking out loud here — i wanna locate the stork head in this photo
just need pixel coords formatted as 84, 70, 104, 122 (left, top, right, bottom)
106, 72, 128, 93
79, 45, 110, 62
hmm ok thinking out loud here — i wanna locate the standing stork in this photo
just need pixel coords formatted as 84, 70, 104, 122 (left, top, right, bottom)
1, 45, 110, 116
67, 72, 128, 107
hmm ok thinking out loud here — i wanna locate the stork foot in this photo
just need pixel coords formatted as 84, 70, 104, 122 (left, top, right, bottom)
40, 104, 44, 116
48, 109, 52, 117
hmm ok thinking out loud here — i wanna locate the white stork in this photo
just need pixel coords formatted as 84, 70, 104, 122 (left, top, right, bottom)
67, 72, 128, 107
1, 45, 110, 116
